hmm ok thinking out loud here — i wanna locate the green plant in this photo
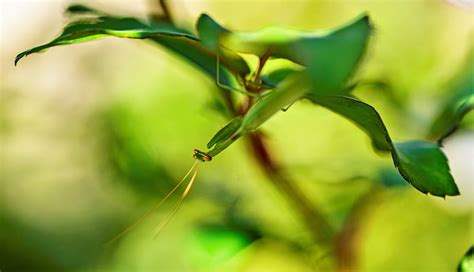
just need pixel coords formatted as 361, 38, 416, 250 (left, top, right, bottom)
458, 246, 474, 272
16, 3, 469, 245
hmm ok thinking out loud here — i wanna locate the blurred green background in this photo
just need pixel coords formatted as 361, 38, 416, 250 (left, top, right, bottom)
1, 0, 473, 271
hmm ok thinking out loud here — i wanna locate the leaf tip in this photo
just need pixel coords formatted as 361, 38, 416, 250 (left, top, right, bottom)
14, 52, 25, 66
196, 13, 211, 29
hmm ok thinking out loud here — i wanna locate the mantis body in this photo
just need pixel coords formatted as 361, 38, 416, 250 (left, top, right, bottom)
107, 51, 299, 242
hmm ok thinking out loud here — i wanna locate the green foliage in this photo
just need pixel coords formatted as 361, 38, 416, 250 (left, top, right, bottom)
190, 226, 254, 267
222, 14, 371, 95
308, 95, 392, 151
15, 8, 249, 89
393, 141, 459, 197
307, 95, 459, 196
65, 4, 104, 15
14, 16, 196, 66
196, 14, 228, 51
458, 246, 474, 272
16, 4, 462, 198
427, 52, 474, 143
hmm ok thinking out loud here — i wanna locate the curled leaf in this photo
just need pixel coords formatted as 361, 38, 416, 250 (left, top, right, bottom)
458, 246, 474, 272
428, 49, 474, 143
308, 95, 392, 151
307, 95, 459, 197
16, 7, 251, 87
15, 16, 197, 65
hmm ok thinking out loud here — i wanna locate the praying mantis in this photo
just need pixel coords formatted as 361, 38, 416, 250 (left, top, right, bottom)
15, 4, 460, 244
106, 54, 302, 242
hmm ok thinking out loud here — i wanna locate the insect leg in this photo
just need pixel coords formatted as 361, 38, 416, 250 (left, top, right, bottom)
282, 101, 295, 112
216, 52, 258, 97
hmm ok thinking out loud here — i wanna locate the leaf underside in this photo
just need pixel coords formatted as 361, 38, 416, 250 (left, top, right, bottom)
15, 16, 197, 66
15, 9, 250, 84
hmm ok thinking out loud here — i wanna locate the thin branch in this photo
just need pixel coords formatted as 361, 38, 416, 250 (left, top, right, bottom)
245, 132, 335, 242
253, 48, 273, 83
148, 0, 173, 23
159, 0, 173, 23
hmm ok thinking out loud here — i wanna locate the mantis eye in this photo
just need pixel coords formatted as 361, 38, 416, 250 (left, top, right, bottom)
193, 149, 212, 162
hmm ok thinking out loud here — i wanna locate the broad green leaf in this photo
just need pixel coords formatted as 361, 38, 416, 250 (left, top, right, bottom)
221, 14, 372, 95
190, 226, 255, 267
427, 56, 474, 143
306, 95, 459, 197
65, 4, 104, 15
204, 12, 374, 156
15, 16, 197, 65
431, 97, 474, 143
458, 246, 474, 272
308, 95, 392, 151
195, 14, 250, 77
303, 15, 371, 95
16, 7, 250, 81
207, 117, 242, 149
196, 14, 228, 51
393, 141, 459, 197
150, 35, 239, 88
378, 168, 409, 188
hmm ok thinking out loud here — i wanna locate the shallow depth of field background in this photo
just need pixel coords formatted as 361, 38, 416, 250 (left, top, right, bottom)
1, 0, 473, 271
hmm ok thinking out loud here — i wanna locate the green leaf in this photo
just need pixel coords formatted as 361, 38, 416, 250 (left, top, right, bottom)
393, 141, 459, 197
150, 35, 239, 88
16, 7, 250, 90
427, 57, 474, 143
221, 14, 372, 95
190, 226, 254, 267
207, 117, 242, 149
378, 168, 409, 188
433, 98, 473, 143
195, 14, 250, 77
458, 246, 474, 272
65, 4, 105, 15
306, 95, 459, 197
205, 15, 372, 157
196, 14, 228, 51
15, 16, 197, 65
308, 95, 392, 151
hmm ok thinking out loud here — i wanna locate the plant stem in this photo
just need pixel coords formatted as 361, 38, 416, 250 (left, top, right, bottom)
253, 48, 273, 84
149, 0, 173, 23
245, 132, 335, 242
159, 0, 173, 22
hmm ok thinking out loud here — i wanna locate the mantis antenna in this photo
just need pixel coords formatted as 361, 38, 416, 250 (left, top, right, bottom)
104, 160, 199, 246
153, 163, 199, 238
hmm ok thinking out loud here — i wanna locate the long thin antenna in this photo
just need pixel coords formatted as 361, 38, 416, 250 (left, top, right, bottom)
104, 161, 199, 246
152, 164, 199, 238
